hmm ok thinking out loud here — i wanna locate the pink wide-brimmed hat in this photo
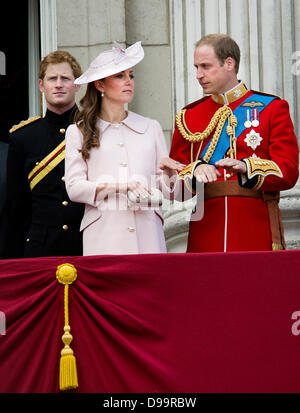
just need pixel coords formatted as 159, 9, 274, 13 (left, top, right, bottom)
74, 41, 144, 85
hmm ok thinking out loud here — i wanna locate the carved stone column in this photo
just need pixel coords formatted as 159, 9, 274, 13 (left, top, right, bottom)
166, 0, 300, 252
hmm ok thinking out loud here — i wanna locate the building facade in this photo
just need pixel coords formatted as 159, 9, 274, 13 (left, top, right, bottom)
2, 0, 299, 251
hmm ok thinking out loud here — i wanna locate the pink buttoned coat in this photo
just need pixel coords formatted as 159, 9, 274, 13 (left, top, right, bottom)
65, 111, 168, 255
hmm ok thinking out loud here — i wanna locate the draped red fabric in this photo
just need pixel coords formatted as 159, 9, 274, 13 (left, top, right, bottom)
0, 250, 300, 393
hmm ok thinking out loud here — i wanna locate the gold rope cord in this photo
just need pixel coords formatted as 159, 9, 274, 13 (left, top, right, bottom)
190, 142, 204, 165
176, 106, 237, 163
56, 263, 78, 391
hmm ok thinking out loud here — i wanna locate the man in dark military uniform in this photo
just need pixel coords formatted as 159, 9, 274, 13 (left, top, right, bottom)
4, 50, 85, 258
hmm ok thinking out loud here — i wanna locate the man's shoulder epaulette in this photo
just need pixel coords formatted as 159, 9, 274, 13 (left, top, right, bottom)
9, 116, 41, 134
251, 89, 282, 100
183, 95, 210, 111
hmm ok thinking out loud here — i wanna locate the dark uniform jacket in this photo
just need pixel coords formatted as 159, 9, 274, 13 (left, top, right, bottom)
5, 106, 84, 258
0, 141, 8, 258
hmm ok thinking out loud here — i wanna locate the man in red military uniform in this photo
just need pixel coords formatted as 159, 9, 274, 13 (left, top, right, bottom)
161, 34, 299, 252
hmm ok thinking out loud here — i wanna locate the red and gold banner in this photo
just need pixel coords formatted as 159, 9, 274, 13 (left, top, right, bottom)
0, 250, 300, 393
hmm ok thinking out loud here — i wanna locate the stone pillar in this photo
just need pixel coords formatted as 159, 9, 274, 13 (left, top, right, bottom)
166, 0, 300, 252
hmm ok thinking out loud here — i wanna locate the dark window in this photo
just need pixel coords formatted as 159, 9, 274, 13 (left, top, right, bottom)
0, 3, 29, 142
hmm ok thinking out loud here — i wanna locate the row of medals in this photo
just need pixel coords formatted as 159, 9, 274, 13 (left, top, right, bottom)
244, 108, 259, 128
229, 108, 260, 178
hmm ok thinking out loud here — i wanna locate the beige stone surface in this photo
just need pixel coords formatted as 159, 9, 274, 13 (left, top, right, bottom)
125, 0, 169, 45
57, 0, 125, 47
57, 0, 88, 46
129, 45, 172, 132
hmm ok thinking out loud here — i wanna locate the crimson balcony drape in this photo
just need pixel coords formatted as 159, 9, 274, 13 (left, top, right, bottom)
0, 250, 300, 393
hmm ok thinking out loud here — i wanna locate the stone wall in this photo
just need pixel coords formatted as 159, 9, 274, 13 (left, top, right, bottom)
56, 0, 173, 148
167, 0, 300, 252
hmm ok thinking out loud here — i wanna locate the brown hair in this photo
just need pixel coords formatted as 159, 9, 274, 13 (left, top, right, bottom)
74, 83, 102, 160
38, 50, 82, 80
195, 34, 240, 73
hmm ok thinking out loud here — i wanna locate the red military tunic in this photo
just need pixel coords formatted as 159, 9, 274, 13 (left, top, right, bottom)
169, 82, 299, 252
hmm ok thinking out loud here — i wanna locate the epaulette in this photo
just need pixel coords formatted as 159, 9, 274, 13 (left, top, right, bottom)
9, 116, 41, 134
251, 89, 282, 100
183, 95, 210, 111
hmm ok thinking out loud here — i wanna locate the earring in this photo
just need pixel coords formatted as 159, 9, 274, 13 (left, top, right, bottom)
101, 92, 104, 97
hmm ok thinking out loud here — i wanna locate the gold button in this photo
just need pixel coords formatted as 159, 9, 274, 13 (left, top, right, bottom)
120, 162, 127, 167
26, 238, 30, 242
128, 226, 135, 232
35, 162, 39, 165
61, 176, 65, 182
226, 173, 231, 179
62, 201, 69, 206
62, 225, 68, 231
60, 128, 66, 134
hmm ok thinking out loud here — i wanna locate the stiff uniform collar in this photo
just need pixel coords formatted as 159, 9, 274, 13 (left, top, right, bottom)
211, 81, 248, 105
45, 105, 77, 126
98, 111, 149, 134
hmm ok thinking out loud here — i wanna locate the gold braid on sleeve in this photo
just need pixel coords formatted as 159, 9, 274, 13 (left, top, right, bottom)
175, 106, 237, 164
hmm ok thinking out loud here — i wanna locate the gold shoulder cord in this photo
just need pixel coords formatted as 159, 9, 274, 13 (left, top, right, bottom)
176, 106, 237, 164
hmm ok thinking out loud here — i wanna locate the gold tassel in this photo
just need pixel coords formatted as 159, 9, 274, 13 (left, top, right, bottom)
56, 263, 78, 391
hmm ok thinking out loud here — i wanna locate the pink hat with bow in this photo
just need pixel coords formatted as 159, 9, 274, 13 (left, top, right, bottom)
74, 41, 144, 85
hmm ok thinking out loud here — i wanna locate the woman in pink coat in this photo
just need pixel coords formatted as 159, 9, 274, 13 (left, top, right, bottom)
65, 41, 168, 255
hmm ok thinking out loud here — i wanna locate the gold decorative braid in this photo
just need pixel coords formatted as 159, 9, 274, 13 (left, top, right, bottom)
244, 158, 283, 179
9, 116, 41, 133
176, 106, 237, 163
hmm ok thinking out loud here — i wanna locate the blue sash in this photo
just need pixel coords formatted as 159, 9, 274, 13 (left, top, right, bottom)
200, 94, 276, 165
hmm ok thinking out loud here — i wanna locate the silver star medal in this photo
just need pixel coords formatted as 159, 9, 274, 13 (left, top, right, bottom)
244, 129, 263, 151
234, 89, 242, 98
